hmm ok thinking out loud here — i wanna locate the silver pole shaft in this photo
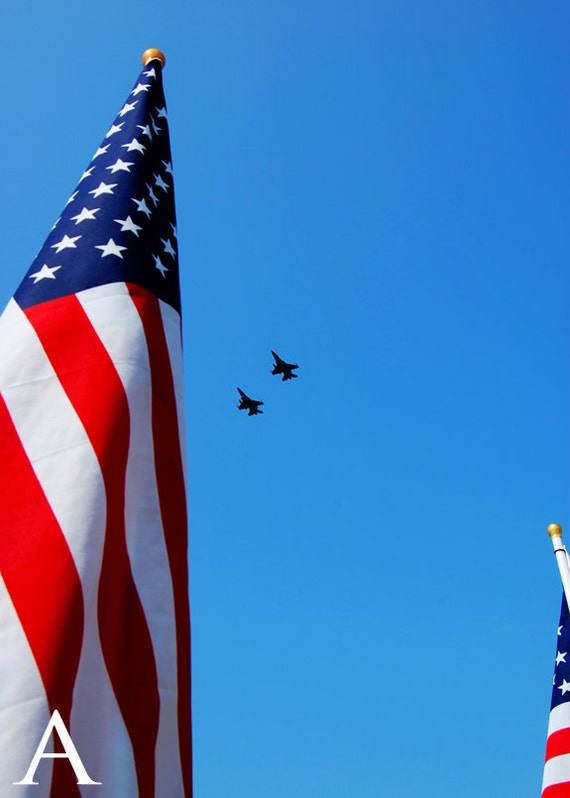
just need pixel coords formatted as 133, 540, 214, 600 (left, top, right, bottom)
548, 524, 570, 609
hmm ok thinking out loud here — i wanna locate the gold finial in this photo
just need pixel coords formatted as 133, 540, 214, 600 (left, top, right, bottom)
548, 523, 563, 539
142, 49, 166, 68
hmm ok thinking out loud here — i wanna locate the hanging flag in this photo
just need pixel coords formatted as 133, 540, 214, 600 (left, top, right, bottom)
0, 50, 192, 797
543, 594, 570, 797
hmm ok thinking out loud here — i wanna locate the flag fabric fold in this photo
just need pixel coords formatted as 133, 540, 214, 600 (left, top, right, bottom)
0, 57, 192, 797
543, 594, 570, 798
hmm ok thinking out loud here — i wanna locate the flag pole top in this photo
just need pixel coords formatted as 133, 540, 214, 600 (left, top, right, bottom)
142, 49, 166, 68
548, 523, 563, 539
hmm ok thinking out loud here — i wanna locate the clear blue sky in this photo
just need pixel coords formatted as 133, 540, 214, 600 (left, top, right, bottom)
1, 2, 569, 796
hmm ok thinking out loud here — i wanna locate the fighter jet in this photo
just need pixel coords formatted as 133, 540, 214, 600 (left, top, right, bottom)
271, 351, 299, 381
237, 387, 264, 415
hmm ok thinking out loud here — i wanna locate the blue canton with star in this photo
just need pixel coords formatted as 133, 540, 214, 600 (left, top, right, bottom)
550, 594, 570, 710
15, 60, 181, 313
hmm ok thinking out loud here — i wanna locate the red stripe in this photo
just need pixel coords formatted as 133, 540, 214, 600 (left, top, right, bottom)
25, 295, 160, 798
0, 394, 83, 798
542, 783, 570, 798
547, 729, 570, 762
129, 285, 193, 797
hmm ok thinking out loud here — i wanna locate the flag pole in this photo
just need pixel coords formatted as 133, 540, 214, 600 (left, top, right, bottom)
547, 523, 570, 609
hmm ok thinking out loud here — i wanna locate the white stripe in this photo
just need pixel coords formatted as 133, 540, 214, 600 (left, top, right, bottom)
160, 300, 187, 484
0, 298, 136, 796
0, 573, 52, 797
543, 752, 570, 790
78, 283, 184, 797
548, 703, 570, 736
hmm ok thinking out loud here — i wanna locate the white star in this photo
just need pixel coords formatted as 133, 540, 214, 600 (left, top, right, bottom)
137, 123, 152, 139
559, 626, 564, 636
93, 144, 110, 159
559, 679, 570, 695
132, 83, 151, 96
122, 138, 146, 154
119, 101, 138, 117
106, 158, 134, 174
29, 264, 61, 283
151, 117, 161, 135
156, 106, 167, 119
171, 222, 178, 238
51, 234, 81, 253
51, 217, 61, 230
65, 191, 78, 207
153, 254, 168, 277
154, 173, 169, 191
132, 197, 152, 218
162, 160, 173, 174
89, 182, 117, 198
95, 238, 128, 258
115, 216, 142, 236
70, 207, 100, 225
143, 67, 156, 78
556, 651, 567, 666
146, 184, 159, 207
79, 167, 94, 182
161, 237, 176, 257
106, 122, 124, 139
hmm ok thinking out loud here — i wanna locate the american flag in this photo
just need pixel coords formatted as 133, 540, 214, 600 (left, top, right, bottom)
543, 594, 570, 797
0, 54, 192, 797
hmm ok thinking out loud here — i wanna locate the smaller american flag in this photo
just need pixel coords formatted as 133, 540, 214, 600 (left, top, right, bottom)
542, 594, 570, 797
